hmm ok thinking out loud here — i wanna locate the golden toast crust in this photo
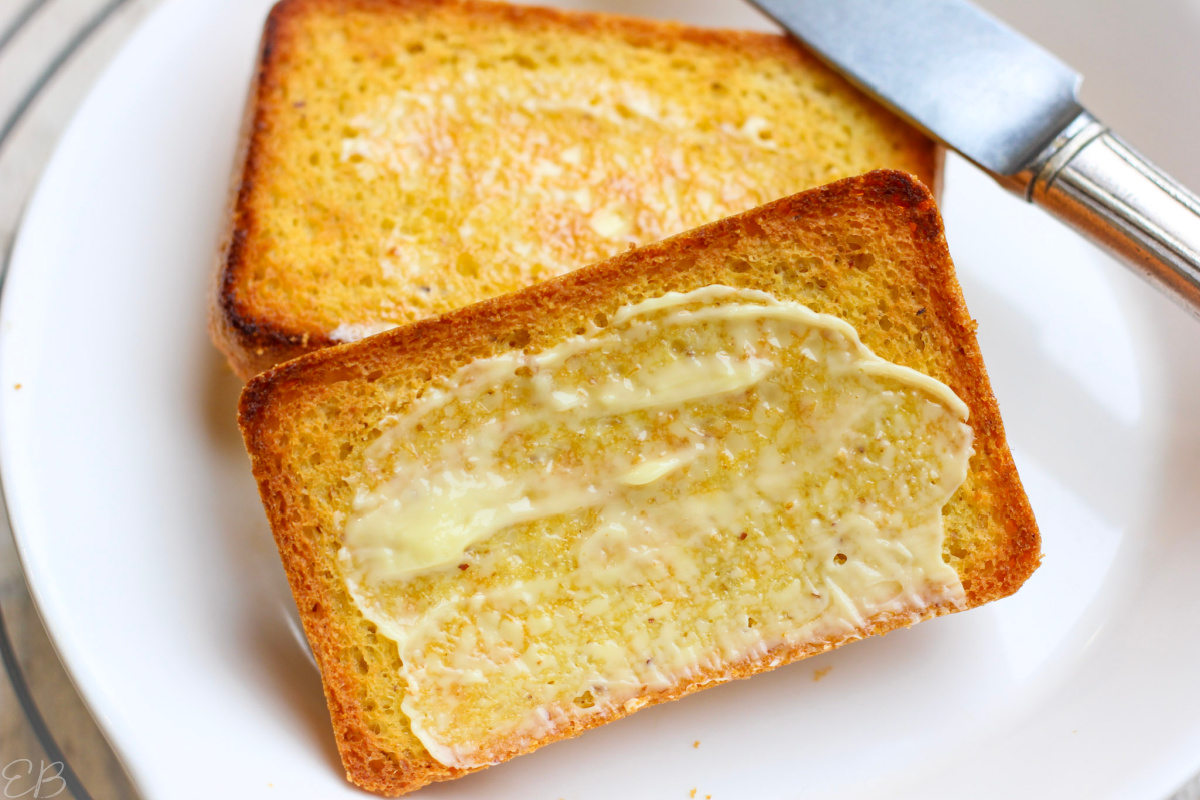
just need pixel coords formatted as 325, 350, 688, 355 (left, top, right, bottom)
240, 171, 1039, 795
212, 0, 940, 379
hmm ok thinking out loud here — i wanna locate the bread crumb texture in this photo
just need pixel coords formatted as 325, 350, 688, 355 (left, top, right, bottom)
239, 173, 1038, 795
216, 0, 937, 376
338, 285, 970, 768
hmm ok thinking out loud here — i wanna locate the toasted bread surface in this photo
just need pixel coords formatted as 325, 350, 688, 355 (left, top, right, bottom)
213, 0, 940, 378
239, 171, 1039, 794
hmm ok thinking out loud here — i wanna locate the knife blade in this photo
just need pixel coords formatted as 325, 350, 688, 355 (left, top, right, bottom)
748, 0, 1200, 317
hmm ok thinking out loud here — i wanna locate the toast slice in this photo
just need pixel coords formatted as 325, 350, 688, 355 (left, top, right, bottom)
239, 171, 1039, 794
212, 0, 941, 379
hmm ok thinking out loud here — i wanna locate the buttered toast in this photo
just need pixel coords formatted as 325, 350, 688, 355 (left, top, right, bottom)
238, 172, 1039, 795
212, 0, 940, 378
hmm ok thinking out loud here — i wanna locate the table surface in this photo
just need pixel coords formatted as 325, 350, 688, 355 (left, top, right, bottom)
0, 1, 1198, 798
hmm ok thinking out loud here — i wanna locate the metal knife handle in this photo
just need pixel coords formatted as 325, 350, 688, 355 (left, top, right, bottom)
1000, 111, 1200, 316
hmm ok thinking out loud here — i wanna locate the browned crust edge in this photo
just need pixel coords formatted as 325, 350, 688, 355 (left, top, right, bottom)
239, 170, 1039, 795
210, 0, 942, 380
208, 2, 330, 380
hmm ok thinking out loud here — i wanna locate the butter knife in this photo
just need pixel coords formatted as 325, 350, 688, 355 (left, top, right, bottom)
747, 0, 1200, 316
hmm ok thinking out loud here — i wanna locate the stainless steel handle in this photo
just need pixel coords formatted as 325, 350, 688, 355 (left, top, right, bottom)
996, 111, 1200, 316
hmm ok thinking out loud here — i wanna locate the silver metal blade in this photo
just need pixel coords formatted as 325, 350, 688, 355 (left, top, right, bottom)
748, 0, 1085, 175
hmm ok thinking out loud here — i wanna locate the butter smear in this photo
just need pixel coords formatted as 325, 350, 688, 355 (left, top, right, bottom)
338, 285, 973, 767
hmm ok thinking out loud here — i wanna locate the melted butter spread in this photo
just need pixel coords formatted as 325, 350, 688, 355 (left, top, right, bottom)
339, 285, 973, 768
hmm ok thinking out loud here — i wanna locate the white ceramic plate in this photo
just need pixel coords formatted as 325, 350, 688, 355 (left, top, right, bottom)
3, 0, 1200, 797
